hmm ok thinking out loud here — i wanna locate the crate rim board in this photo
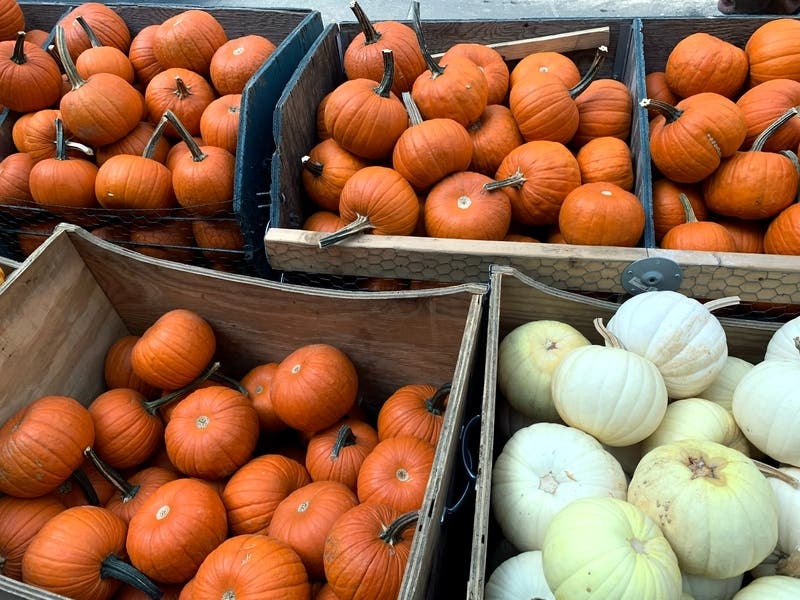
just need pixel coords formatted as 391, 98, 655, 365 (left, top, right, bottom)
0, 223, 486, 600
0, 2, 324, 278
465, 264, 781, 599
267, 17, 655, 280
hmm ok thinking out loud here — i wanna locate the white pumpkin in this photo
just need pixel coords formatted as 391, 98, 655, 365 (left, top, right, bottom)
732, 575, 800, 598
766, 466, 800, 558
606, 290, 735, 399
497, 320, 591, 422
628, 439, 778, 579
491, 422, 627, 551
551, 319, 668, 447
485, 551, 555, 600
641, 397, 740, 455
698, 356, 754, 414
541, 496, 682, 600
765, 316, 800, 361
732, 359, 800, 466
681, 572, 744, 600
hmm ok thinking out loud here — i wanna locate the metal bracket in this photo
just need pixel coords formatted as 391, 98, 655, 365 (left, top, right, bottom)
621, 257, 683, 295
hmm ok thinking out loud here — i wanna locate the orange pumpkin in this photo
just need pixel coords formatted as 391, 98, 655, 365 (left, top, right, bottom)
575, 136, 634, 191
73, 15, 135, 83
199, 93, 242, 155
737, 79, 800, 152
0, 31, 62, 112
745, 19, 800, 86
0, 496, 64, 580
305, 419, 379, 491
467, 104, 524, 177
153, 9, 227, 76
558, 182, 645, 247
716, 217, 766, 254
665, 32, 748, 98
0, 0, 24, 42
651, 179, 707, 243
571, 78, 632, 148
764, 203, 800, 255
440, 42, 509, 105
509, 51, 580, 88
145, 68, 216, 138
101, 464, 179, 524
127, 25, 163, 86
377, 383, 449, 446
210, 34, 276, 95
301, 138, 369, 213
660, 193, 737, 252
0, 152, 34, 206
57, 2, 131, 61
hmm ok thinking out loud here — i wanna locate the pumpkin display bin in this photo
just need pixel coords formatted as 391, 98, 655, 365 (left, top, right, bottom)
266, 14, 800, 314
468, 265, 782, 599
0, 224, 486, 600
0, 1, 324, 277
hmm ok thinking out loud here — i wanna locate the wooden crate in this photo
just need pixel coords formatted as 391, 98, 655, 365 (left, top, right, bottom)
265, 15, 800, 308
465, 265, 780, 599
0, 2, 324, 276
0, 224, 486, 600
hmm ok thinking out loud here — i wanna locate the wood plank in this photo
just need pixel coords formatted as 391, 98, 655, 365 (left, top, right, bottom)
430, 27, 611, 60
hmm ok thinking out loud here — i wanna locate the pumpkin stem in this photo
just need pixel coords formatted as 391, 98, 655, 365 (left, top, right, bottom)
69, 467, 101, 506
374, 49, 396, 98
10, 31, 27, 65
750, 106, 800, 152
677, 193, 699, 224
484, 168, 527, 191
53, 117, 68, 161
779, 150, 800, 203
318, 213, 375, 248
65, 139, 95, 156
330, 424, 357, 459
301, 155, 324, 177
593, 317, 626, 349
54, 24, 87, 90
568, 45, 608, 99
143, 361, 222, 414
173, 76, 192, 100
83, 446, 141, 502
379, 510, 419, 545
639, 98, 683, 124
164, 109, 207, 162
753, 457, 800, 487
402, 91, 424, 126
776, 547, 800, 578
425, 382, 451, 415
75, 15, 103, 49
702, 296, 741, 312
100, 554, 163, 600
143, 114, 169, 160
411, 1, 445, 78
349, 0, 381, 45
795, 336, 800, 354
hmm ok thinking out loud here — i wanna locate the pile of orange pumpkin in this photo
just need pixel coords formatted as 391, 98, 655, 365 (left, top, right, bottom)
0, 307, 448, 599
300, 1, 645, 250
0, 0, 274, 265
645, 18, 800, 255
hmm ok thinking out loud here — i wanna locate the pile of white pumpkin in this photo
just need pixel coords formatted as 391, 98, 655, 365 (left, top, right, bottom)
488, 289, 800, 600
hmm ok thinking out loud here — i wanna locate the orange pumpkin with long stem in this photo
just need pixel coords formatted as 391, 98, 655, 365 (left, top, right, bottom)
509, 45, 608, 144
377, 383, 450, 446
94, 112, 176, 210
305, 419, 379, 491
324, 48, 408, 160
57, 2, 131, 60
424, 171, 511, 240
651, 179, 707, 243
318, 165, 419, 248
300, 138, 368, 212
392, 92, 473, 193
165, 109, 236, 216
0, 496, 64, 580
409, 1, 488, 128
489, 140, 582, 226
0, 31, 62, 112
342, 0, 425, 96
74, 15, 134, 83
22, 506, 162, 599
221, 454, 311, 536
704, 106, 800, 220
737, 79, 800, 152
95, 121, 171, 166
467, 104, 523, 177
145, 68, 216, 138
660, 193, 737, 252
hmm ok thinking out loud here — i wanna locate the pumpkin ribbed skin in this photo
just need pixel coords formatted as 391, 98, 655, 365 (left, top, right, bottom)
199, 94, 241, 155
130, 308, 216, 391
652, 180, 707, 242
745, 19, 800, 86
661, 215, 737, 252
377, 383, 448, 446
717, 217, 765, 254
0, 496, 64, 580
764, 204, 800, 255
191, 534, 311, 600
0, 152, 34, 206
22, 506, 130, 600
96, 121, 171, 167
0, 0, 24, 41
441, 43, 510, 105
95, 153, 176, 211
145, 68, 216, 138
737, 79, 800, 151
575, 136, 634, 191
572, 78, 632, 148
58, 3, 131, 60
509, 71, 581, 143
153, 10, 227, 76
127, 478, 228, 584
412, 54, 489, 128
104, 466, 179, 524
337, 166, 420, 237
510, 51, 580, 88
665, 32, 749, 98
127, 25, 162, 86
305, 419, 379, 491
222, 454, 311, 536
210, 34, 276, 95
301, 138, 369, 213
0, 396, 95, 498
558, 182, 645, 247
0, 36, 63, 113
467, 104, 524, 177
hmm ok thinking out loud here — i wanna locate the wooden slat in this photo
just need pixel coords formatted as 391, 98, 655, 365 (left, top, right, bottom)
430, 26, 611, 60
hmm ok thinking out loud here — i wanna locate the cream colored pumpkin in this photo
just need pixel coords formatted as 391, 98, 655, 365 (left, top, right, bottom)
551, 319, 668, 447
732, 359, 800, 466
497, 320, 591, 422
606, 291, 736, 399
733, 575, 800, 598
641, 398, 740, 455
765, 317, 800, 361
628, 439, 778, 578
698, 356, 754, 414
485, 551, 555, 600
491, 422, 627, 551
766, 466, 800, 559
541, 497, 682, 600
681, 572, 743, 600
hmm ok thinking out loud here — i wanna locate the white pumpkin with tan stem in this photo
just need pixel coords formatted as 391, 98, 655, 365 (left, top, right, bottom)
541, 497, 682, 600
485, 551, 555, 600
733, 576, 800, 598
628, 439, 778, 579
551, 318, 668, 447
766, 316, 800, 361
491, 422, 627, 551
606, 290, 737, 399
497, 320, 591, 422
732, 351, 800, 467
